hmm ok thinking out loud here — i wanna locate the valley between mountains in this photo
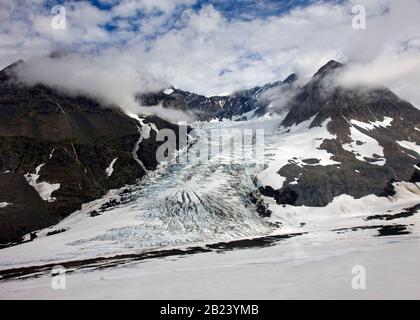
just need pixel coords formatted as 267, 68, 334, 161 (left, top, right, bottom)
0, 59, 419, 299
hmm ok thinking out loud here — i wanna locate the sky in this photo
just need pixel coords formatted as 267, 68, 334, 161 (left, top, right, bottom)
0, 0, 420, 110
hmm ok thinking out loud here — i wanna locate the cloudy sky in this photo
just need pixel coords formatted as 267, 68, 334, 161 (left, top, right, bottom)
1, 0, 420, 108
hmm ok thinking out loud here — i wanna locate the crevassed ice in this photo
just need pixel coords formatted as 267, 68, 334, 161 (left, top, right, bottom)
25, 117, 284, 258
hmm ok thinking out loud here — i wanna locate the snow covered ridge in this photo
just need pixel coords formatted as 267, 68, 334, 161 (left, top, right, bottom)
163, 88, 174, 95
24, 164, 60, 202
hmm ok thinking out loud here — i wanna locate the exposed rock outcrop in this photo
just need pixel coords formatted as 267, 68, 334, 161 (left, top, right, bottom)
259, 60, 420, 207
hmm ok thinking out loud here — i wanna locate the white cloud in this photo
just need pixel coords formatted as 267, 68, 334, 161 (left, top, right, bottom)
16, 54, 166, 110
338, 49, 420, 107
15, 52, 194, 121
0, 0, 419, 112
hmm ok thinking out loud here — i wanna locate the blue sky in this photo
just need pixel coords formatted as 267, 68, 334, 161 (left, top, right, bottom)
85, 0, 325, 37
91, 0, 317, 21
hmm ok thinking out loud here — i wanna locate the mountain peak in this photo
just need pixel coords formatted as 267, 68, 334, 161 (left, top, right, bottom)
283, 73, 297, 84
313, 60, 343, 79
0, 59, 24, 81
49, 49, 69, 59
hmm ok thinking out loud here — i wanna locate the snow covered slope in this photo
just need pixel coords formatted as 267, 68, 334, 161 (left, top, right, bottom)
1, 206, 420, 299
257, 60, 420, 207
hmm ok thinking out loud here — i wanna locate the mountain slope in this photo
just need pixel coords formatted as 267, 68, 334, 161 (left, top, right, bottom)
0, 61, 181, 244
258, 60, 420, 207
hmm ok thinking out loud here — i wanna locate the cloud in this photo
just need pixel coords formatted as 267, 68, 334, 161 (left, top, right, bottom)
15, 53, 197, 121
258, 83, 300, 113
16, 53, 164, 108
1, 0, 420, 112
338, 49, 420, 107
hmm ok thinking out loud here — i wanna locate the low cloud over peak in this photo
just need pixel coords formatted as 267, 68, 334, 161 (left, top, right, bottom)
0, 0, 419, 108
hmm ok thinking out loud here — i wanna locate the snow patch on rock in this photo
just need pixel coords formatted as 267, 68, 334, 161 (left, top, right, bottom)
342, 125, 386, 166
106, 158, 118, 177
350, 117, 393, 131
48, 148, 55, 159
397, 140, 420, 156
0, 202, 11, 208
24, 164, 61, 202
258, 116, 340, 190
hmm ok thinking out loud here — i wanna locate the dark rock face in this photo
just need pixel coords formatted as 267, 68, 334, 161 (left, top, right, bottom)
281, 60, 344, 127
0, 62, 181, 243
137, 74, 298, 121
261, 60, 420, 207
249, 190, 272, 217
258, 186, 298, 206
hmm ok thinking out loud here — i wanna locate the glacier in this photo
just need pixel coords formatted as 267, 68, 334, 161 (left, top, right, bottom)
0, 115, 419, 299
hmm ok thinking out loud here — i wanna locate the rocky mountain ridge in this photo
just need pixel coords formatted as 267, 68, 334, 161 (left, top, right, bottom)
0, 61, 181, 244
257, 60, 420, 207
137, 73, 298, 121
